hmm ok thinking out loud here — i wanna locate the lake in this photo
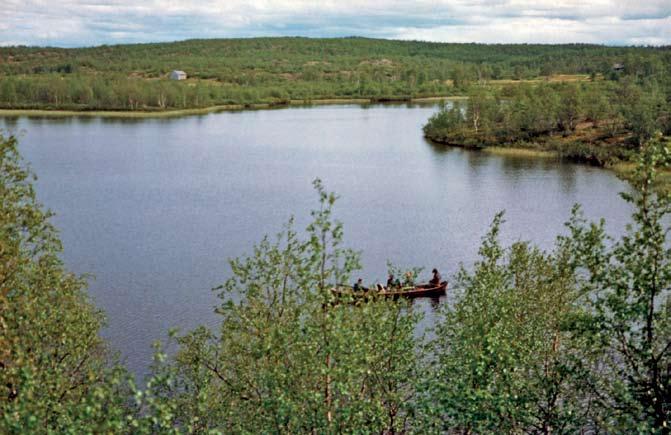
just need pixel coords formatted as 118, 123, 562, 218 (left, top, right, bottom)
1, 104, 632, 378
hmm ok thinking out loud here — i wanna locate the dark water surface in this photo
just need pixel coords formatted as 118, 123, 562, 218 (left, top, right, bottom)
2, 104, 632, 377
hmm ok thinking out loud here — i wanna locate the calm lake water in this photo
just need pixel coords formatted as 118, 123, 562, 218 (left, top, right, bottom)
1, 104, 632, 377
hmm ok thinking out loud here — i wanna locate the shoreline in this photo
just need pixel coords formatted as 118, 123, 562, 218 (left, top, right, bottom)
0, 96, 466, 119
481, 146, 558, 159
424, 136, 661, 188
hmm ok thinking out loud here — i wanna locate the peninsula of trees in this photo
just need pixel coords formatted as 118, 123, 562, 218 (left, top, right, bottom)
0, 37, 669, 112
423, 55, 671, 170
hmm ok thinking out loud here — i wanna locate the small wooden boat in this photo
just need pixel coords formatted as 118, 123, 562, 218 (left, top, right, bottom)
380, 281, 448, 299
331, 281, 447, 300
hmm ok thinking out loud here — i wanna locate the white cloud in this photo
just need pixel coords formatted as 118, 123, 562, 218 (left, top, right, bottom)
393, 15, 671, 45
1, 0, 669, 46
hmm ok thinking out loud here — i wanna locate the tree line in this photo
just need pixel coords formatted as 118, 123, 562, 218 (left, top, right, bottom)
0, 37, 669, 110
424, 72, 671, 166
1, 130, 670, 432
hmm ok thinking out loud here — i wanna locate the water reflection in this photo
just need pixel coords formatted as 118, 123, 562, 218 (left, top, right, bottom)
1, 116, 19, 129
427, 296, 442, 310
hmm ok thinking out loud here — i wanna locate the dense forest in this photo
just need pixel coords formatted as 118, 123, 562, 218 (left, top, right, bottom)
424, 55, 671, 168
2, 130, 670, 432
0, 37, 669, 111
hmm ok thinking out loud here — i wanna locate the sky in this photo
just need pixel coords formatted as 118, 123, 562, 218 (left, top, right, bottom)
2, 0, 670, 47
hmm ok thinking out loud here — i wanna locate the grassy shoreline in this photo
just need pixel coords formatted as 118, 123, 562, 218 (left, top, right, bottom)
427, 135, 665, 189
0, 96, 466, 119
481, 146, 559, 159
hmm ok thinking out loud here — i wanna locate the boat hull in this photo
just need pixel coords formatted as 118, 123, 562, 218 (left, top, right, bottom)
381, 281, 447, 299
331, 281, 447, 300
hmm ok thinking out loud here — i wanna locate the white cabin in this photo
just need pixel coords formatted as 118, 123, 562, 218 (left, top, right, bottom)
170, 70, 187, 80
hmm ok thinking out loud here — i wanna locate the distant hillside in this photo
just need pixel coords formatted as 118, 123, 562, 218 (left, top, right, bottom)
0, 37, 669, 111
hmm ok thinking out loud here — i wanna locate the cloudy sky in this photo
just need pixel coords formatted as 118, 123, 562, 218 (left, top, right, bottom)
2, 0, 670, 47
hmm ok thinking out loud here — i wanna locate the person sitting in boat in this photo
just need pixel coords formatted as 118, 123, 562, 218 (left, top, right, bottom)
386, 273, 400, 289
429, 268, 442, 286
353, 278, 365, 292
403, 271, 415, 287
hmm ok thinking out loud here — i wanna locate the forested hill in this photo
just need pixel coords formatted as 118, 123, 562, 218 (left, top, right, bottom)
0, 37, 669, 111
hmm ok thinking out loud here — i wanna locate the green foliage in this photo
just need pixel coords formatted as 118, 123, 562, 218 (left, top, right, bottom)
423, 212, 593, 433
423, 100, 468, 144
561, 134, 671, 431
622, 81, 669, 145
0, 134, 132, 432
466, 87, 498, 135
140, 179, 423, 433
